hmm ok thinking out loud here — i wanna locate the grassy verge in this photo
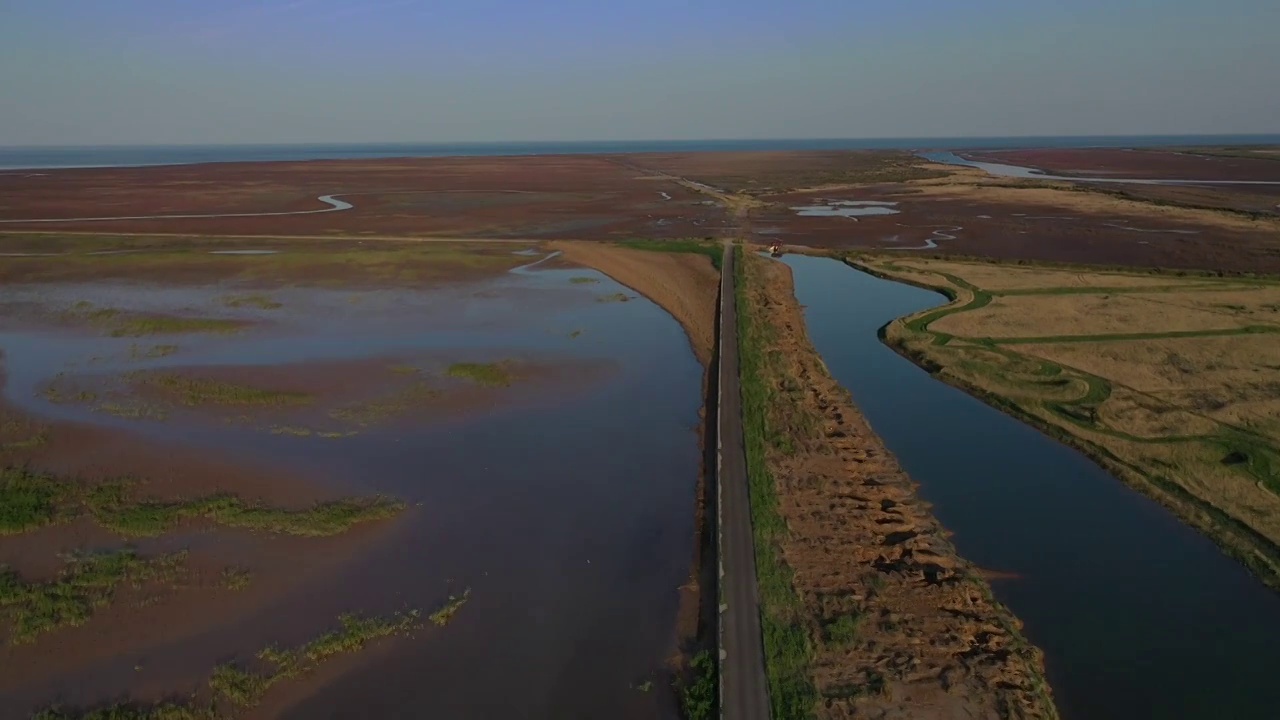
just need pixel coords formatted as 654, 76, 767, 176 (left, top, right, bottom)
676, 650, 716, 720
0, 550, 187, 644
1, 467, 404, 538
734, 246, 816, 718
446, 362, 512, 388
619, 239, 723, 270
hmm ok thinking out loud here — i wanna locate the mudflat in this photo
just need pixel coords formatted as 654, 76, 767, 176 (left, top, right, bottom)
0, 241, 705, 719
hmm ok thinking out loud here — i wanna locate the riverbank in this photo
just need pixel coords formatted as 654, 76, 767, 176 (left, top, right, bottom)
853, 254, 1280, 593
736, 248, 1056, 719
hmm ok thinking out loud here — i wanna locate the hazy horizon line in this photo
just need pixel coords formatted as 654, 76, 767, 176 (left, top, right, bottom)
4, 133, 1280, 150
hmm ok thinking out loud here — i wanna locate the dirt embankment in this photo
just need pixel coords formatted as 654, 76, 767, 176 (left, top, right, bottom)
551, 241, 719, 366
745, 253, 1056, 719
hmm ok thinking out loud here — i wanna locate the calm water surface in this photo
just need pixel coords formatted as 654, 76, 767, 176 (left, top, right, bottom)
0, 261, 700, 719
781, 253, 1280, 720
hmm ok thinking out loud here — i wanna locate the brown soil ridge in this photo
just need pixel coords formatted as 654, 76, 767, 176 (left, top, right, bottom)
746, 252, 1056, 719
550, 241, 719, 366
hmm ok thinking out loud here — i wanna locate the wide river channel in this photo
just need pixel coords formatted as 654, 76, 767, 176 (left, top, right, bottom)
779, 253, 1280, 720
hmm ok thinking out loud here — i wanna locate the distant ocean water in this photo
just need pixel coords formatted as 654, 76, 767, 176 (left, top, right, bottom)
2, 136, 1279, 171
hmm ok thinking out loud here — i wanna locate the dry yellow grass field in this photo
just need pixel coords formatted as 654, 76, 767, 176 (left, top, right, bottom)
931, 293, 1260, 338
894, 258, 1219, 292
857, 255, 1280, 591
906, 180, 1280, 234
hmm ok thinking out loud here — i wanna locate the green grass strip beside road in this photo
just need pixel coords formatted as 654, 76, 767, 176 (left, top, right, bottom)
734, 246, 816, 719
619, 239, 723, 270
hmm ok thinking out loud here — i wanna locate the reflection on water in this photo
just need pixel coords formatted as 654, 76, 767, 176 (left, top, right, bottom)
782, 253, 1280, 720
0, 259, 701, 719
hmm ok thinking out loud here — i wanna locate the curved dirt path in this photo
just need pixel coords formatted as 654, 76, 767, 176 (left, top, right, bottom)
550, 241, 718, 366
0, 194, 354, 224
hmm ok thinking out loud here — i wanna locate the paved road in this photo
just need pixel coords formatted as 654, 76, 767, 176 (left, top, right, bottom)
718, 244, 772, 720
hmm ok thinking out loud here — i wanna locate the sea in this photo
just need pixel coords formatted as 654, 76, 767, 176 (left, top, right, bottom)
2, 136, 1279, 171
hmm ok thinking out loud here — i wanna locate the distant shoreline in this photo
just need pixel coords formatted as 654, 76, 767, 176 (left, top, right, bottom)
3, 135, 1280, 171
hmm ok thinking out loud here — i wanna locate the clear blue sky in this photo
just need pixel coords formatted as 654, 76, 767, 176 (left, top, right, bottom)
2, 0, 1277, 145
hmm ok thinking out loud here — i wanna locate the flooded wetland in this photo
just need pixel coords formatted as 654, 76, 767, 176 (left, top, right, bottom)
0, 239, 705, 719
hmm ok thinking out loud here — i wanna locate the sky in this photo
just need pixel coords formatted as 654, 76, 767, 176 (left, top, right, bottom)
1, 0, 1278, 145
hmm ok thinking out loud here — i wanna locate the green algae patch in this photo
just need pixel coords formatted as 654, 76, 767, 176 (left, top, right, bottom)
138, 373, 313, 407
0, 467, 76, 535
0, 550, 187, 644
446, 362, 512, 388
84, 482, 404, 538
222, 294, 282, 310
109, 316, 245, 338
33, 596, 469, 719
1, 467, 404, 539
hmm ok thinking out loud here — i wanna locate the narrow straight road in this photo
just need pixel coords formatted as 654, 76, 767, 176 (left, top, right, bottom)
718, 244, 772, 720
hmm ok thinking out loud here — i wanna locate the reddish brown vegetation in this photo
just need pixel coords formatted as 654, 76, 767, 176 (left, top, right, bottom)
613, 150, 944, 194
0, 156, 728, 239
749, 188, 1280, 273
